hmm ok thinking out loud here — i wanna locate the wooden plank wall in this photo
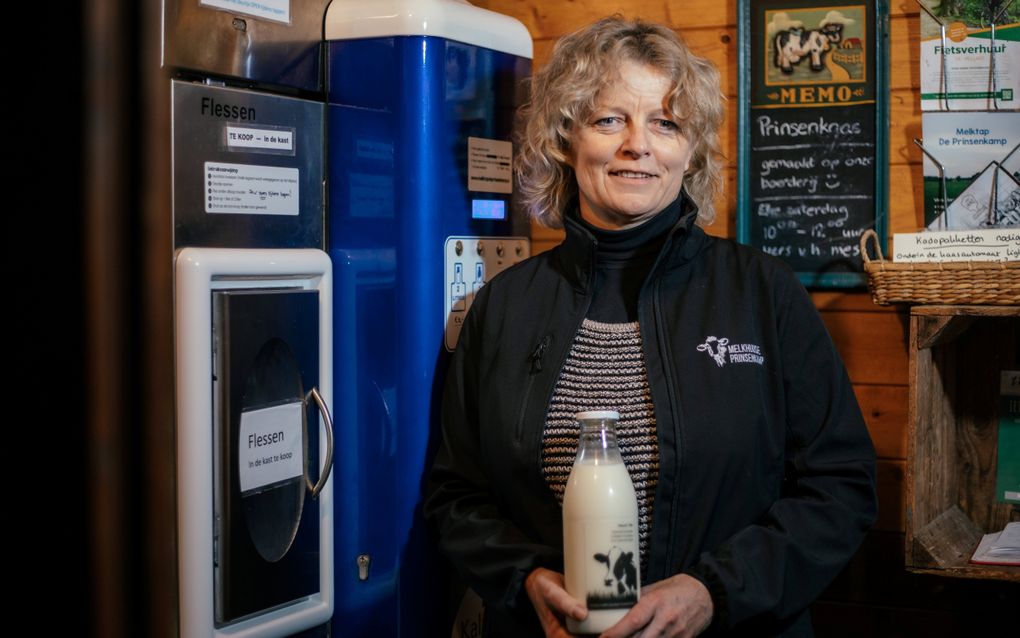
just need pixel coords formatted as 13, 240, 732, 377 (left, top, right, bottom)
474, 0, 1019, 632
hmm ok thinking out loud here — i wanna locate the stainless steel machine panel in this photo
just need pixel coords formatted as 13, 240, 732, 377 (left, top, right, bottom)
172, 81, 324, 249
164, 0, 331, 91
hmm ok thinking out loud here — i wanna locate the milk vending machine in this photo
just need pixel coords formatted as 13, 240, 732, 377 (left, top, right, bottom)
324, 1, 532, 635
166, 2, 334, 636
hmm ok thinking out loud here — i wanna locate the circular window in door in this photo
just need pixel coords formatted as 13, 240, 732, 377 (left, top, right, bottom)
238, 337, 307, 563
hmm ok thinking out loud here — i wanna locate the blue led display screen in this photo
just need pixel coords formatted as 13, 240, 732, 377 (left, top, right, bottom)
471, 199, 506, 220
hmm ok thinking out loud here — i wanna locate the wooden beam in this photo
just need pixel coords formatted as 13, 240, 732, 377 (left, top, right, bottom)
915, 315, 977, 350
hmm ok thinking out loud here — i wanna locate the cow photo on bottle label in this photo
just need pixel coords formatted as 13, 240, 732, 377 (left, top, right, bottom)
579, 520, 640, 610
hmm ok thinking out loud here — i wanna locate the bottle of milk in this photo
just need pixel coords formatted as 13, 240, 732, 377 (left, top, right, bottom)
562, 410, 640, 634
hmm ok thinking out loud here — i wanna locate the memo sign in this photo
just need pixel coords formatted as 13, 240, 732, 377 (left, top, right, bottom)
737, 0, 889, 287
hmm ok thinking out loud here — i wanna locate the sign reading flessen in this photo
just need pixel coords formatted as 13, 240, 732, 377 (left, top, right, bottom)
238, 401, 304, 494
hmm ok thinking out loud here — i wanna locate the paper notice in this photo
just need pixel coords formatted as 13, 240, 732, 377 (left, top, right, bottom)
238, 401, 304, 494
893, 228, 1020, 262
468, 137, 512, 194
205, 161, 299, 216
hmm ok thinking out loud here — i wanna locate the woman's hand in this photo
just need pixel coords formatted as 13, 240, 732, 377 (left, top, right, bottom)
525, 567, 587, 638
598, 574, 713, 638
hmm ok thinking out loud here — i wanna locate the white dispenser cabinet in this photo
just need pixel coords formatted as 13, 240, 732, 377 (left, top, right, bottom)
176, 248, 334, 638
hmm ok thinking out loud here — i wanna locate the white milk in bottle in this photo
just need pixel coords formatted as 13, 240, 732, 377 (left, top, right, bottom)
563, 410, 640, 634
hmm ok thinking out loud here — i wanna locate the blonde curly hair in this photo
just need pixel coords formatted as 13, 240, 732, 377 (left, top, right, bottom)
515, 16, 725, 228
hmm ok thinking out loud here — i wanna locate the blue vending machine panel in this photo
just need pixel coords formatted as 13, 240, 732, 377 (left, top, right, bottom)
327, 23, 531, 637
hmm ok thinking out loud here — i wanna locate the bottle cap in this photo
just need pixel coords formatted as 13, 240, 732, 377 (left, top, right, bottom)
575, 410, 620, 421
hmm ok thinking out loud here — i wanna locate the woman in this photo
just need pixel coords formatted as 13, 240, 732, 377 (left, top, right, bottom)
425, 16, 877, 638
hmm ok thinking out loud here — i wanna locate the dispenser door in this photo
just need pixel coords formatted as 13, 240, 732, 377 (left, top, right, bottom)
176, 248, 333, 638
212, 288, 323, 625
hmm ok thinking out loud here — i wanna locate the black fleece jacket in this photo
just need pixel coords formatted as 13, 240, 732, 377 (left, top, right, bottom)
424, 197, 878, 637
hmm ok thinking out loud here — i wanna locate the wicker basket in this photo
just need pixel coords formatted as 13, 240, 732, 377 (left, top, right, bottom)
859, 229, 1020, 306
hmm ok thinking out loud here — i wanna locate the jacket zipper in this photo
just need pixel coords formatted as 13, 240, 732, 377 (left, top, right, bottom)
652, 277, 685, 577
638, 221, 691, 579
514, 335, 550, 443
516, 236, 595, 457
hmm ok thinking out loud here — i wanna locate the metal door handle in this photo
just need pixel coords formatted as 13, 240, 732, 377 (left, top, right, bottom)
305, 386, 334, 499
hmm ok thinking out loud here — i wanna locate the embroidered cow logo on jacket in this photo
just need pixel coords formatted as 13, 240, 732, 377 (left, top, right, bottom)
697, 336, 765, 367
697, 336, 729, 366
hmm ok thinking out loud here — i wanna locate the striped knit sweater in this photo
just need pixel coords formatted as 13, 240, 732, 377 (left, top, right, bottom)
542, 318, 660, 572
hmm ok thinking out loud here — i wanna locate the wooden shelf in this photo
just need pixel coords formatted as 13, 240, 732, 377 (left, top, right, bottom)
906, 305, 1020, 582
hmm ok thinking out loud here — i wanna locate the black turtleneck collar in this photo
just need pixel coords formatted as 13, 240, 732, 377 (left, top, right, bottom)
558, 189, 702, 291
558, 191, 698, 322
574, 194, 687, 268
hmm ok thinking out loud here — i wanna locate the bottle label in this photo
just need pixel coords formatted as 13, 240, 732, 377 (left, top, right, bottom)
574, 519, 640, 610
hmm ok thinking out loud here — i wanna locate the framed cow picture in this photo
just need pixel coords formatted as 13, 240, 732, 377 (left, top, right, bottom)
737, 0, 890, 288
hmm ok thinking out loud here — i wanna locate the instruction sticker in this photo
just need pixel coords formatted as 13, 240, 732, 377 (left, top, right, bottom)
226, 125, 294, 153
205, 161, 299, 216
238, 401, 303, 494
200, 0, 290, 24
468, 137, 512, 194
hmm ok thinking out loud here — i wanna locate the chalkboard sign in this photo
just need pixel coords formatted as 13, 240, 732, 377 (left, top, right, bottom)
737, 0, 889, 287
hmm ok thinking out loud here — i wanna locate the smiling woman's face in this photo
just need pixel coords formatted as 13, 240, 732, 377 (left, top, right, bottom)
569, 60, 694, 230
